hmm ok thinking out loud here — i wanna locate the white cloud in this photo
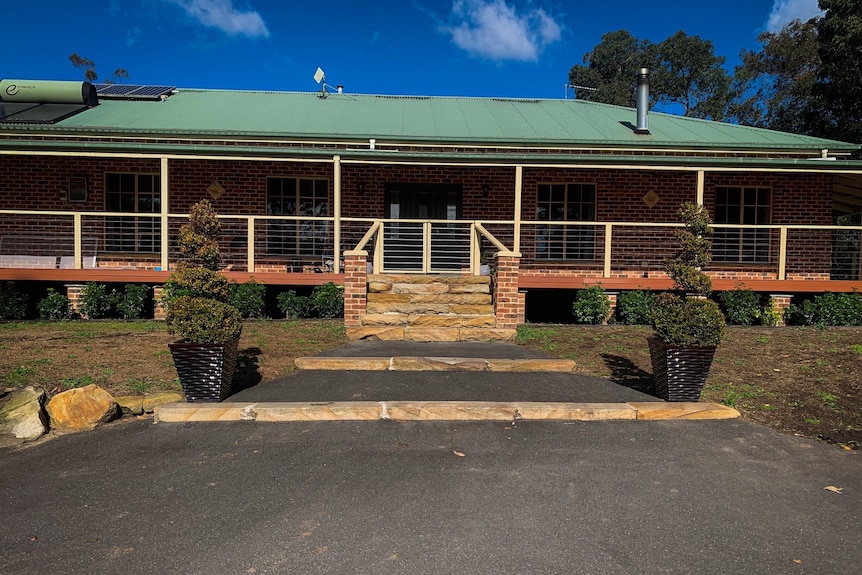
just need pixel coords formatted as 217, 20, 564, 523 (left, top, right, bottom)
442, 0, 562, 62
169, 0, 270, 38
766, 0, 824, 32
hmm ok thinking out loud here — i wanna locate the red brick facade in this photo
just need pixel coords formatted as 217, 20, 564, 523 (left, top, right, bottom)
0, 154, 851, 325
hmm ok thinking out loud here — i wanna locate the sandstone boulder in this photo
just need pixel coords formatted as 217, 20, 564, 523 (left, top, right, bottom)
0, 386, 48, 445
115, 395, 144, 416
46, 385, 118, 431
142, 392, 184, 413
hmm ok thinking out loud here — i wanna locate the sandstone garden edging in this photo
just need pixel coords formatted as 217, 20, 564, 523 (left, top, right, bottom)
0, 385, 181, 448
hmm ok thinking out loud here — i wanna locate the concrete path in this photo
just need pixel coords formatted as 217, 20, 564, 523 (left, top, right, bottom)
1, 418, 860, 574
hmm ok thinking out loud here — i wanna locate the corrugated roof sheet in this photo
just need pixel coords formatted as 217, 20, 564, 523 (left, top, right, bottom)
21, 88, 862, 151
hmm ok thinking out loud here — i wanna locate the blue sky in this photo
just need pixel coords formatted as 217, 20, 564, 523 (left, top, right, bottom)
3, 0, 824, 99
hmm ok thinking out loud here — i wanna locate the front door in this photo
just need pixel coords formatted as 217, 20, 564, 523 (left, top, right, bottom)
384, 183, 465, 272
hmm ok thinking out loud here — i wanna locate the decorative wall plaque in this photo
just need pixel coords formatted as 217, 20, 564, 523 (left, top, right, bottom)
207, 180, 225, 200
642, 190, 659, 208
69, 176, 87, 201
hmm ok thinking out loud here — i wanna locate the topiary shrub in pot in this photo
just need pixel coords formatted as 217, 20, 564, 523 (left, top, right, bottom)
164, 200, 242, 402
649, 202, 726, 402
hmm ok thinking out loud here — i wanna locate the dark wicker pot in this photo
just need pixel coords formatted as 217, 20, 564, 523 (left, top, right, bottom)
168, 338, 239, 402
648, 337, 717, 402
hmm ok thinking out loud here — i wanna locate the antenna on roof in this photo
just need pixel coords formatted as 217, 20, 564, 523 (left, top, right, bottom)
314, 67, 343, 99
565, 83, 597, 99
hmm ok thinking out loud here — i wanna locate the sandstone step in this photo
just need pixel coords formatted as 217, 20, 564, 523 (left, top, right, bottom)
366, 302, 495, 315
367, 293, 492, 305
154, 401, 740, 423
369, 274, 491, 295
362, 313, 496, 328
294, 356, 576, 372
347, 326, 515, 342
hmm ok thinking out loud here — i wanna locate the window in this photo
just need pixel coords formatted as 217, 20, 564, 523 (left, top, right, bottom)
535, 183, 596, 260
713, 187, 772, 263
266, 177, 329, 256
105, 173, 160, 252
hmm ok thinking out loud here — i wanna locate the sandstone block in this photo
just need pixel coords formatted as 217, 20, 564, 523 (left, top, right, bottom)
449, 304, 494, 315
0, 386, 48, 444
390, 357, 489, 371
459, 328, 517, 342
362, 313, 410, 326
402, 327, 462, 342
115, 395, 144, 415
346, 326, 406, 341
143, 392, 184, 413
409, 293, 491, 305
46, 385, 118, 431
392, 283, 449, 295
448, 284, 490, 294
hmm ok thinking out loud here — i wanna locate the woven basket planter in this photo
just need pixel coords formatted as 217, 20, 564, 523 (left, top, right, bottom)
169, 338, 239, 402
648, 337, 717, 402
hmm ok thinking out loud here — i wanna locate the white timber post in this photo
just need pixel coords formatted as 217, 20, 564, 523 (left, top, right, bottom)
160, 157, 169, 271
333, 155, 341, 274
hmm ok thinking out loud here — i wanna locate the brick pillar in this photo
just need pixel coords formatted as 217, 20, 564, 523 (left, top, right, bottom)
342, 250, 368, 327
604, 291, 618, 325
494, 253, 523, 329
769, 294, 793, 326
65, 284, 85, 317
153, 285, 166, 320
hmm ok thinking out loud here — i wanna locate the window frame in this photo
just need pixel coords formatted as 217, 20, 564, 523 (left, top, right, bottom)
712, 186, 773, 264
265, 176, 330, 257
534, 182, 597, 261
104, 172, 161, 253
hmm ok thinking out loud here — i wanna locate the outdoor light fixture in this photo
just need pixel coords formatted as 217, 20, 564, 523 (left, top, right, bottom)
482, 183, 490, 198
358, 182, 365, 195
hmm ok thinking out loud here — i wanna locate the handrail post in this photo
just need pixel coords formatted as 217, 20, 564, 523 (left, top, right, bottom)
73, 213, 82, 269
423, 222, 432, 273
604, 223, 613, 278
374, 221, 384, 273
470, 222, 479, 275
247, 217, 255, 273
333, 155, 341, 273
160, 157, 170, 271
778, 226, 788, 280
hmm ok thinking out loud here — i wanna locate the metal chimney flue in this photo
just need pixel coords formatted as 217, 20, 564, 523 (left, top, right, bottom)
635, 68, 650, 134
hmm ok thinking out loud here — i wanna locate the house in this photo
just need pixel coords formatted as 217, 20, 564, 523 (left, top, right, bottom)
1, 77, 860, 339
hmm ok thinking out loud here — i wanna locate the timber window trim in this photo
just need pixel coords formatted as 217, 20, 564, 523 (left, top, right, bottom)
713, 186, 772, 264
265, 176, 330, 257
534, 182, 597, 261
104, 172, 161, 253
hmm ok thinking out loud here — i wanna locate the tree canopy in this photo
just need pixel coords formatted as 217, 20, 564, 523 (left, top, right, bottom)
68, 53, 129, 84
568, 0, 862, 143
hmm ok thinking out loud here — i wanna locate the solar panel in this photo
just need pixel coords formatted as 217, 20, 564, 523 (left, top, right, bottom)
0, 103, 88, 124
93, 83, 175, 100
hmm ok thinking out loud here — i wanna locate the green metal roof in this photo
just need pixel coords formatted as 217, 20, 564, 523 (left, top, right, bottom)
8, 88, 861, 153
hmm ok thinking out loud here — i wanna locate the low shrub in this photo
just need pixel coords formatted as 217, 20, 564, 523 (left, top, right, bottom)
311, 282, 344, 318
230, 278, 266, 319
116, 284, 151, 320
572, 285, 611, 324
786, 291, 862, 326
0, 282, 29, 320
38, 288, 72, 321
277, 290, 312, 319
651, 293, 726, 347
80, 282, 118, 319
718, 286, 761, 325
616, 290, 654, 325
166, 296, 243, 343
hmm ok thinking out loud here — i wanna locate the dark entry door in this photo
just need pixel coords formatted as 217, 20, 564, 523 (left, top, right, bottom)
384, 184, 464, 271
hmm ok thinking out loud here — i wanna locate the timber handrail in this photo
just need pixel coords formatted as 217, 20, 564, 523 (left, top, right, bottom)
351, 220, 381, 252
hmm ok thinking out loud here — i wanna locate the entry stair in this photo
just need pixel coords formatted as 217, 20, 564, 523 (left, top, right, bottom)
154, 342, 740, 424
346, 274, 516, 342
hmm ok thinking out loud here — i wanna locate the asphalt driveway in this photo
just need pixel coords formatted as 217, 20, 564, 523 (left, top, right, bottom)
1, 418, 860, 574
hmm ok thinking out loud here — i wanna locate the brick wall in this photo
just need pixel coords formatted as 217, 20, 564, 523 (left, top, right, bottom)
0, 156, 840, 281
